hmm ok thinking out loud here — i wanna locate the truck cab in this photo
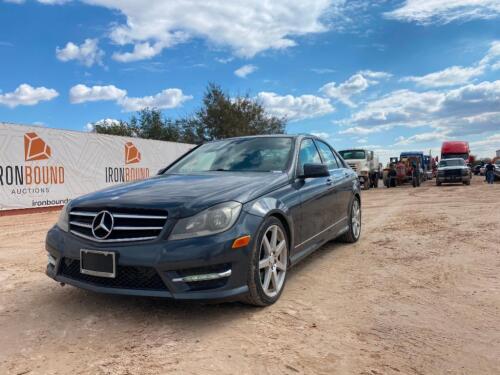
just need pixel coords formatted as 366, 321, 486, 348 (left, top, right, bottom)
338, 149, 380, 190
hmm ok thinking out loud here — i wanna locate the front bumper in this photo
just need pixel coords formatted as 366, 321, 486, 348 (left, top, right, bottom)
45, 212, 263, 301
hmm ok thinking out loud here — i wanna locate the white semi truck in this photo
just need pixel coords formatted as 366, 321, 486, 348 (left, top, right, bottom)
338, 149, 381, 190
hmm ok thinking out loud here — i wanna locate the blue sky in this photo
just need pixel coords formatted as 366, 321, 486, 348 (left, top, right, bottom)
0, 0, 499, 160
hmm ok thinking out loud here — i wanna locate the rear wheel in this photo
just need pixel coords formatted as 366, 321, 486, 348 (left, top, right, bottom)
244, 217, 288, 306
339, 197, 361, 243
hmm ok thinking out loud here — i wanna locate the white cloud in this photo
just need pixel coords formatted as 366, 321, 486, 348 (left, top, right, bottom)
385, 0, 500, 24
119, 89, 193, 112
400, 40, 500, 88
338, 126, 388, 136
56, 39, 104, 67
357, 138, 368, 144
311, 131, 331, 139
401, 65, 485, 88
320, 70, 391, 107
311, 68, 336, 74
69, 84, 192, 112
74, 0, 336, 61
69, 84, 127, 104
0, 84, 58, 108
343, 80, 500, 137
234, 64, 258, 78
395, 131, 450, 145
256, 92, 334, 121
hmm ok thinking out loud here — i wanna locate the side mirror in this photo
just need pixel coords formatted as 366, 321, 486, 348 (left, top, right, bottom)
301, 163, 330, 178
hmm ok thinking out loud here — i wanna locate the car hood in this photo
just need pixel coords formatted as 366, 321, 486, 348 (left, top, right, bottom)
438, 166, 468, 171
69, 172, 290, 218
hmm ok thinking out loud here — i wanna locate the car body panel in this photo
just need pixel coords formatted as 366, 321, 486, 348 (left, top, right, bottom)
46, 134, 361, 301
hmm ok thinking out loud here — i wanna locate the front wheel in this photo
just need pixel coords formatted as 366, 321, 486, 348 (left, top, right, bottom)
244, 217, 289, 306
339, 197, 361, 243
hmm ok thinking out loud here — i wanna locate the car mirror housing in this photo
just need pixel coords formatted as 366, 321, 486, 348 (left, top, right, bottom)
301, 163, 330, 178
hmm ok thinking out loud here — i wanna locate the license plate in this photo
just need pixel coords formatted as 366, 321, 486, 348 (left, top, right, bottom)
80, 249, 116, 278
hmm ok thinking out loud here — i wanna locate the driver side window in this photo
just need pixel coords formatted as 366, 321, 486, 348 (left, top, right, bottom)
298, 139, 321, 175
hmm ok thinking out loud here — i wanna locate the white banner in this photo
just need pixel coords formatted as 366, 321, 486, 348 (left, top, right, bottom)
0, 123, 194, 210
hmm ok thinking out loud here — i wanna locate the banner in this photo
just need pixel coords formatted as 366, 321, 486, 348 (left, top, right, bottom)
0, 122, 194, 210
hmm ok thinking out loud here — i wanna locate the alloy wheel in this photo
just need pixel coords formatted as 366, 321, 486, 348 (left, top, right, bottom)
258, 225, 287, 298
352, 200, 361, 239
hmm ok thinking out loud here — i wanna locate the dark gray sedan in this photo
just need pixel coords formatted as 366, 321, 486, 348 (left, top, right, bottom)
46, 135, 361, 306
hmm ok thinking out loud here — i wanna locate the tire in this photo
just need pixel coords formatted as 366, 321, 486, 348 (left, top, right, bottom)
464, 180, 471, 185
436, 180, 442, 186
338, 197, 361, 243
243, 217, 289, 306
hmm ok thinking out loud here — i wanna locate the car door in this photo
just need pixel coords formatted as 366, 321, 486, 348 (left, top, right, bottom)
333, 149, 355, 224
293, 138, 333, 253
314, 140, 343, 225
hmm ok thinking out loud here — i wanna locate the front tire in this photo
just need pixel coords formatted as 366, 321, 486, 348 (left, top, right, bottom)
244, 217, 289, 306
339, 197, 361, 243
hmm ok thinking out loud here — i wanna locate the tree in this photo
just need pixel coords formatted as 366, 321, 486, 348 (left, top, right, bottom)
194, 83, 286, 142
92, 83, 287, 143
92, 119, 135, 137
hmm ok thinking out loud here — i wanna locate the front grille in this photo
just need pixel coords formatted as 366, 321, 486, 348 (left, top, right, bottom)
59, 258, 167, 291
69, 207, 167, 243
444, 169, 462, 177
348, 163, 358, 171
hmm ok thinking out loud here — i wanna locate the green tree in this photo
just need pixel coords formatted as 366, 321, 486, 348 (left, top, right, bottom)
92, 83, 287, 143
194, 83, 286, 141
92, 120, 135, 137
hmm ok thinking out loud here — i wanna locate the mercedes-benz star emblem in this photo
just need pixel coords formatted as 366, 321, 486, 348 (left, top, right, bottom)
92, 210, 114, 240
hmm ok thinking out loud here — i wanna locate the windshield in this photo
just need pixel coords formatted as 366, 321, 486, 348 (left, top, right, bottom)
496, 160, 500, 166
442, 153, 468, 160
439, 159, 465, 167
166, 137, 294, 173
338, 150, 366, 160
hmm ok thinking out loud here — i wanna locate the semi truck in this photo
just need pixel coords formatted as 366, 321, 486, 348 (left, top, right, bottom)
338, 149, 381, 190
441, 141, 471, 163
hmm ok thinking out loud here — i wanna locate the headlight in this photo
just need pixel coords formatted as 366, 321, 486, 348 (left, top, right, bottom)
57, 204, 69, 232
169, 201, 242, 240
462, 169, 469, 175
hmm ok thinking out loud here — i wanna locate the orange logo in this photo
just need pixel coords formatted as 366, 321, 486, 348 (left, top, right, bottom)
125, 142, 141, 164
24, 132, 52, 161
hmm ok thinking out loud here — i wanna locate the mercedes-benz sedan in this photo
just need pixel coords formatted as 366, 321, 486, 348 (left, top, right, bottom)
46, 135, 361, 306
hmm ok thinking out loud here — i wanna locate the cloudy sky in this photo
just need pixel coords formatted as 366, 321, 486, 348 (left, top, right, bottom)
0, 0, 499, 160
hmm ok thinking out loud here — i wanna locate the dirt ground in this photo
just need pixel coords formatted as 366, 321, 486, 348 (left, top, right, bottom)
0, 177, 499, 375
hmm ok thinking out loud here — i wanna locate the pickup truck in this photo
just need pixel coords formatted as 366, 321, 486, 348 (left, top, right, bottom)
436, 158, 471, 186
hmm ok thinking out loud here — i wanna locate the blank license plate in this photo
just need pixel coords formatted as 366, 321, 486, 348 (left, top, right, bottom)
80, 249, 116, 278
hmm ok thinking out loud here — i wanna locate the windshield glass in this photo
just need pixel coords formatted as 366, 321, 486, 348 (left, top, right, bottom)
442, 153, 468, 160
167, 137, 294, 173
439, 159, 465, 167
338, 150, 366, 160
496, 160, 500, 166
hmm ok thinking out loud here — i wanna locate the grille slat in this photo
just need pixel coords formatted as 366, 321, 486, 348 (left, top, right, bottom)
69, 208, 167, 243
59, 258, 167, 291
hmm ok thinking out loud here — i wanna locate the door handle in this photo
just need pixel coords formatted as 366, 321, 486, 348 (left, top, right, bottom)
326, 177, 333, 185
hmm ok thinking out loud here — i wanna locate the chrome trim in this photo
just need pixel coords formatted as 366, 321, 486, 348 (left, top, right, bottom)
113, 226, 164, 231
47, 254, 57, 267
70, 211, 98, 217
70, 221, 93, 228
295, 216, 348, 248
172, 269, 232, 283
70, 230, 157, 243
112, 213, 168, 220
80, 249, 116, 278
69, 209, 168, 243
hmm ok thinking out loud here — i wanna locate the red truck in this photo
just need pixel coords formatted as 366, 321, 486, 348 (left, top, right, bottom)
441, 141, 471, 164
